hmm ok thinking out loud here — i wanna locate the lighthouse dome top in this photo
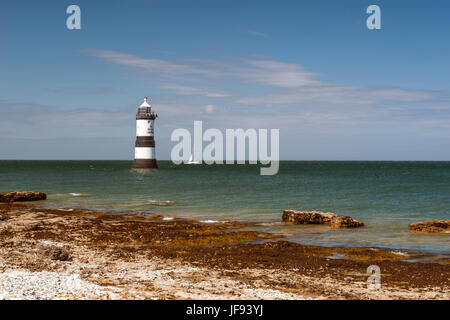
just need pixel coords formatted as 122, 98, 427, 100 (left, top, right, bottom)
139, 97, 151, 108
136, 97, 157, 120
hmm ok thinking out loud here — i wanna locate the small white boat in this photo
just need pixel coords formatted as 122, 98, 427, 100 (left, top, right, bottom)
187, 155, 201, 164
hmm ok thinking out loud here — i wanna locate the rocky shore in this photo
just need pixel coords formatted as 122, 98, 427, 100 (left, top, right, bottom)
0, 202, 448, 300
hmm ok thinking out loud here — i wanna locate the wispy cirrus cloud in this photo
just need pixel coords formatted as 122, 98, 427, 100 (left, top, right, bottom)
158, 84, 231, 97
83, 49, 318, 89
83, 49, 444, 102
235, 85, 442, 107
82, 49, 216, 77
30, 110, 132, 126
47, 86, 128, 95
244, 30, 268, 38
239, 59, 319, 87
80, 49, 450, 130
0, 100, 134, 139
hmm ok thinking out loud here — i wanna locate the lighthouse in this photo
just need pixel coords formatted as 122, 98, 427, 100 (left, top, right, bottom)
132, 97, 158, 169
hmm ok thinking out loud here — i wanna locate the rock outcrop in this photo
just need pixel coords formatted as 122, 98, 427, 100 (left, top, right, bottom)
282, 210, 364, 228
0, 191, 47, 202
282, 210, 336, 224
409, 220, 450, 233
330, 215, 364, 228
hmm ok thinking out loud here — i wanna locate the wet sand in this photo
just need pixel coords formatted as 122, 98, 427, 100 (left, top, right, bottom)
0, 203, 448, 300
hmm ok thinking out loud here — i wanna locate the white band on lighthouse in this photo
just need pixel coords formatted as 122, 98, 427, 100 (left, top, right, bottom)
136, 119, 154, 136
134, 147, 155, 159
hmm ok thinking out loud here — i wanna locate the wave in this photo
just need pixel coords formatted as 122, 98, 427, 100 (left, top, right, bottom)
390, 250, 408, 256
69, 193, 90, 197
145, 200, 175, 206
200, 220, 219, 224
257, 222, 283, 227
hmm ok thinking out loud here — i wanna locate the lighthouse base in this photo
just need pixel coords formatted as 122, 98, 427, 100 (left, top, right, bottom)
132, 159, 158, 169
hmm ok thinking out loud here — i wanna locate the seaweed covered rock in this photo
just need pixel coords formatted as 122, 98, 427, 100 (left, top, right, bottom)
282, 210, 336, 224
282, 210, 364, 228
0, 191, 47, 203
409, 220, 450, 233
330, 215, 364, 229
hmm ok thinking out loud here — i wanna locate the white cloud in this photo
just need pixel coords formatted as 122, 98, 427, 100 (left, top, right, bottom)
84, 49, 318, 88
30, 110, 132, 126
82, 49, 217, 76
84, 49, 444, 106
80, 49, 450, 130
159, 84, 231, 97
204, 104, 216, 113
240, 59, 318, 87
245, 30, 268, 38
235, 85, 440, 107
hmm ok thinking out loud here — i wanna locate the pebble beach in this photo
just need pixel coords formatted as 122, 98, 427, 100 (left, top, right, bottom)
0, 202, 448, 300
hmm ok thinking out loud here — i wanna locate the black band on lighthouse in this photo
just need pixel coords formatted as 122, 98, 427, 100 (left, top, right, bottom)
135, 136, 155, 147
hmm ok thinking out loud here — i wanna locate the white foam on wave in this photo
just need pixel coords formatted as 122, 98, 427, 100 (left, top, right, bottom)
69, 193, 90, 197
390, 250, 408, 256
162, 217, 174, 221
146, 200, 175, 206
258, 222, 283, 227
200, 220, 219, 224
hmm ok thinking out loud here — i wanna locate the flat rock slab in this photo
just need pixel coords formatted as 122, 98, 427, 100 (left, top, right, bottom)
330, 215, 364, 228
0, 191, 47, 202
282, 210, 336, 224
409, 220, 450, 233
282, 210, 364, 228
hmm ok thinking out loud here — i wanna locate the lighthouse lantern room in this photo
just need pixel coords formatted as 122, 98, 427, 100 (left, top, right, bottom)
132, 97, 158, 169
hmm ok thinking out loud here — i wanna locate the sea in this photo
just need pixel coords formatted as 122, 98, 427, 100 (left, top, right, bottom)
1, 160, 449, 254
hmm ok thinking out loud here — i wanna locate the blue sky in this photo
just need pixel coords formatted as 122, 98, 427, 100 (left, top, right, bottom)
1, 0, 449, 160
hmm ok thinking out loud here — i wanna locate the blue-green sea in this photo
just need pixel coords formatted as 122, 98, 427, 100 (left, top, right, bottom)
1, 161, 449, 254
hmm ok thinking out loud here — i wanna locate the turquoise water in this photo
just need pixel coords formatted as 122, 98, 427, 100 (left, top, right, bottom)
1, 161, 449, 253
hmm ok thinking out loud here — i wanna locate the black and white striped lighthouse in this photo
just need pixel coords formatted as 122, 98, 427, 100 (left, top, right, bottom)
132, 97, 158, 169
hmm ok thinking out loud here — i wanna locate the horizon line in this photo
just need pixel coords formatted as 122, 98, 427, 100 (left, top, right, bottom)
1, 159, 449, 162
